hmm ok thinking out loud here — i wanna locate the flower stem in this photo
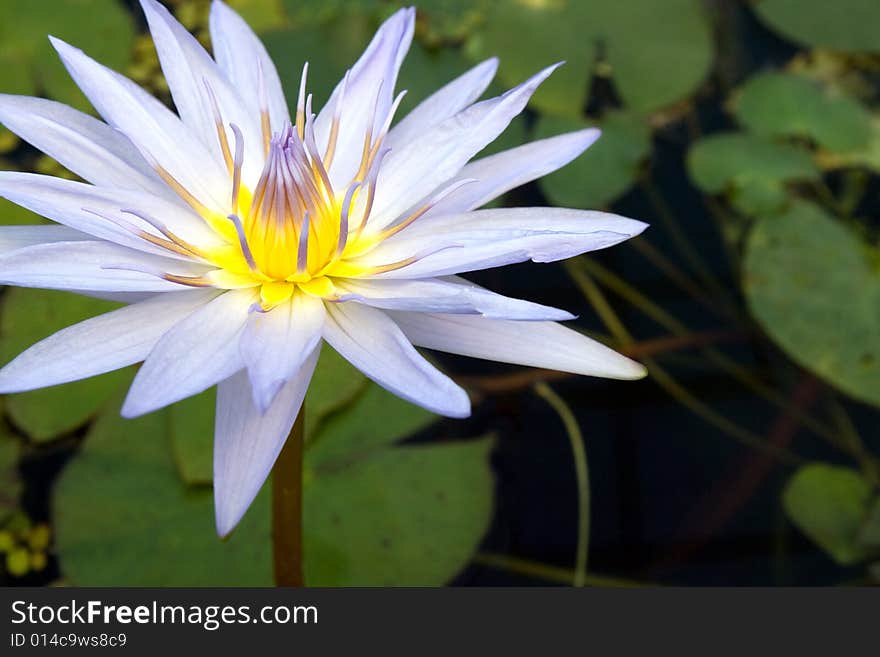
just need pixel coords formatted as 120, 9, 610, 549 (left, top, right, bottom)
272, 409, 305, 586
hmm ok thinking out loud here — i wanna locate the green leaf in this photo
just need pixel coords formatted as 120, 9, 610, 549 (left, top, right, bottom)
733, 72, 873, 154
783, 463, 872, 565
0, 289, 132, 442
467, 0, 712, 117
0, 0, 135, 112
535, 112, 650, 208
55, 402, 273, 586
859, 498, 880, 548
0, 424, 22, 522
226, 0, 288, 33
687, 133, 819, 215
307, 381, 437, 469
752, 0, 880, 54
744, 201, 880, 407
56, 394, 493, 585
303, 344, 368, 435
304, 437, 494, 585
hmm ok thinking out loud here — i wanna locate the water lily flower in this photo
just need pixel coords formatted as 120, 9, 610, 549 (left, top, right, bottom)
0, 0, 646, 536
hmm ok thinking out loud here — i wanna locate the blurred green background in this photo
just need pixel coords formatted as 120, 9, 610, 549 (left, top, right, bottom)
0, 0, 878, 586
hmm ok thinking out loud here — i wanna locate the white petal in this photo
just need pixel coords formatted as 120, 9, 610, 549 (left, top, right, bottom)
389, 311, 648, 380
0, 172, 223, 257
336, 277, 574, 320
369, 64, 560, 230
432, 128, 601, 215
323, 302, 470, 418
214, 350, 318, 537
315, 7, 415, 187
0, 240, 210, 292
240, 292, 325, 412
0, 225, 88, 253
0, 95, 173, 198
139, 0, 264, 185
122, 288, 257, 417
386, 58, 498, 150
0, 289, 217, 393
355, 207, 648, 278
50, 37, 229, 210
209, 0, 290, 133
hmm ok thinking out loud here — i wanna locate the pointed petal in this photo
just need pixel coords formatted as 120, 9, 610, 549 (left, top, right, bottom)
432, 128, 601, 215
354, 207, 648, 278
0, 94, 173, 197
315, 7, 415, 186
0, 225, 88, 253
0, 240, 210, 292
323, 302, 470, 418
386, 58, 498, 150
0, 289, 217, 393
122, 288, 257, 417
370, 64, 561, 230
336, 277, 573, 320
209, 0, 290, 133
390, 311, 647, 380
240, 291, 325, 412
0, 172, 223, 257
50, 37, 229, 209
139, 0, 264, 184
214, 350, 318, 536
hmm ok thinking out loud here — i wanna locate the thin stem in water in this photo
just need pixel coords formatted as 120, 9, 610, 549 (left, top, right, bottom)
272, 409, 305, 586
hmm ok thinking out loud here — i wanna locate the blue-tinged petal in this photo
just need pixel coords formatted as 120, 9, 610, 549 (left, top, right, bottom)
389, 311, 648, 380
323, 301, 470, 418
122, 288, 257, 418
336, 277, 574, 321
386, 58, 498, 150
139, 0, 264, 185
50, 37, 229, 210
0, 225, 88, 253
209, 0, 290, 134
0, 172, 223, 257
314, 7, 415, 187
431, 128, 601, 215
240, 291, 325, 412
369, 64, 561, 230
0, 94, 173, 198
0, 241, 210, 292
353, 207, 647, 279
0, 289, 217, 393
214, 351, 318, 537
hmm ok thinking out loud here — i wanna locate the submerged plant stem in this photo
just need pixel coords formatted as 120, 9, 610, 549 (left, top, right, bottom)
272, 410, 305, 586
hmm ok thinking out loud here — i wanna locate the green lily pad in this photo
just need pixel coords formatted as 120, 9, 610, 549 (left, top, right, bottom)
169, 343, 368, 485
468, 0, 712, 117
744, 201, 880, 407
0, 424, 22, 522
0, 0, 135, 112
0, 289, 132, 442
57, 389, 492, 585
535, 112, 650, 209
783, 463, 872, 565
752, 0, 880, 54
226, 0, 288, 33
733, 72, 873, 154
687, 133, 819, 215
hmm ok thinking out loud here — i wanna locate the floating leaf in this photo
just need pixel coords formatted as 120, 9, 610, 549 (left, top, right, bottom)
752, 0, 880, 54
0, 289, 131, 441
227, 0, 288, 33
468, 0, 712, 117
733, 72, 873, 154
535, 112, 649, 208
0, 425, 21, 521
783, 463, 872, 565
56, 393, 493, 585
744, 202, 880, 407
0, 0, 135, 112
687, 133, 819, 215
